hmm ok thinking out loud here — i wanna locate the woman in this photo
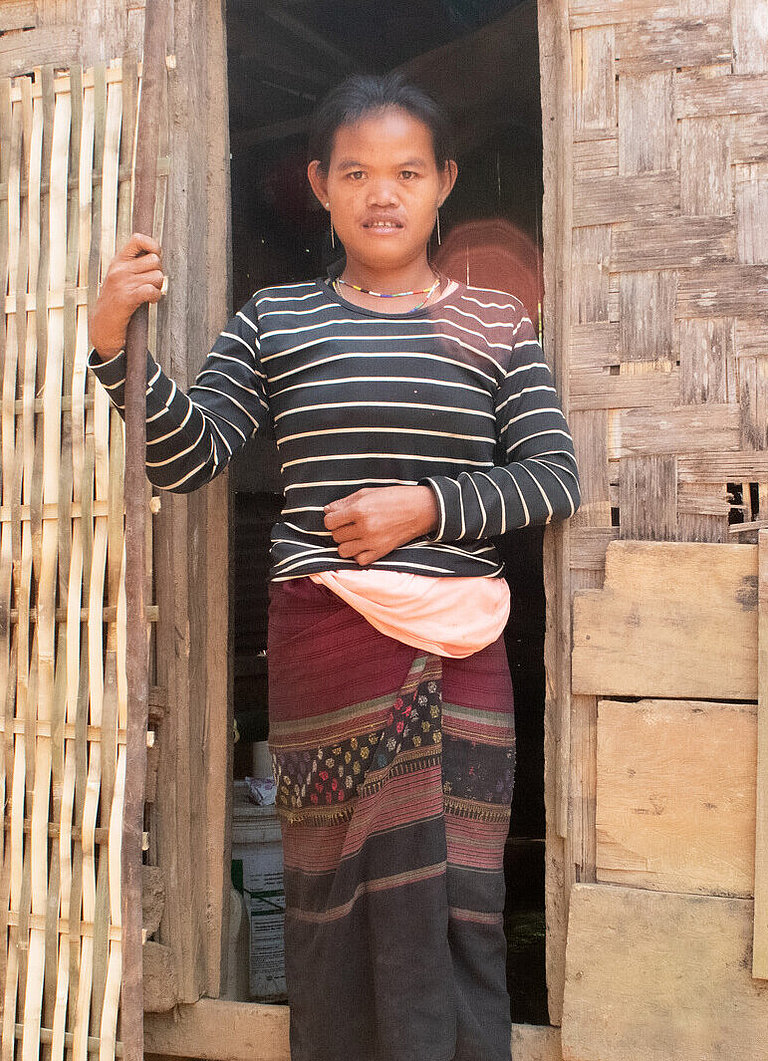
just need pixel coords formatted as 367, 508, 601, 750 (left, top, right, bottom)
89, 74, 579, 1061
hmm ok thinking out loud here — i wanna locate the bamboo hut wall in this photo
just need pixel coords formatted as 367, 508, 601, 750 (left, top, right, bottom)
541, 0, 768, 1028
0, 61, 152, 1060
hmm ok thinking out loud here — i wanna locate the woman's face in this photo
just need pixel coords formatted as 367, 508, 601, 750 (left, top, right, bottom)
308, 107, 457, 278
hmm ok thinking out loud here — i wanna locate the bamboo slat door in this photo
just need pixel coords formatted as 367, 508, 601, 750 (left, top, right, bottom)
0, 62, 157, 1061
541, 0, 768, 1053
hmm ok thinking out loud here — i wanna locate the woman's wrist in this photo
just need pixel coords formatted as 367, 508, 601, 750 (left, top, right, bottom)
413, 485, 439, 537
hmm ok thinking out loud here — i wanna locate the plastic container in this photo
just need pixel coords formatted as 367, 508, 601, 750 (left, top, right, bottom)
231, 779, 287, 1001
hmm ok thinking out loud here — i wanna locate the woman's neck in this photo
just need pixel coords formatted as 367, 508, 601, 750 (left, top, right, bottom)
340, 255, 436, 295
335, 256, 440, 312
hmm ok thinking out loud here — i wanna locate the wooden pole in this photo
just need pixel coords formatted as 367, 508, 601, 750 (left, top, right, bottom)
121, 2, 167, 1056
754, 528, 768, 979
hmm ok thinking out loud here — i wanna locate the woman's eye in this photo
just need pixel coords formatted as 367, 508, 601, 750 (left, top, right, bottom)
400, 170, 418, 180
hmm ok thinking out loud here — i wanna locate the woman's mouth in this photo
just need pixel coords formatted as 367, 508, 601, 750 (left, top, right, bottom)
363, 219, 403, 230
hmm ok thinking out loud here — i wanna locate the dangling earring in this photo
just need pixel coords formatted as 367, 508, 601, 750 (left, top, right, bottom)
326, 202, 335, 249
436, 208, 442, 247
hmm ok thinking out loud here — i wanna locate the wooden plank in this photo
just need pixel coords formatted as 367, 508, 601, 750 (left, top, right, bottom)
561, 884, 768, 1061
509, 1024, 562, 1060
569, 368, 680, 411
570, 322, 619, 369
736, 162, 768, 265
754, 530, 768, 977
0, 3, 37, 33
733, 114, 768, 165
572, 26, 616, 132
570, 527, 617, 570
680, 116, 734, 214
676, 72, 768, 119
572, 540, 758, 699
204, 0, 234, 998
619, 271, 677, 362
739, 356, 768, 451
612, 215, 736, 271
596, 699, 756, 895
736, 318, 768, 360
617, 456, 678, 540
573, 171, 678, 227
539, 0, 575, 1021
572, 135, 617, 178
0, 26, 81, 79
571, 225, 610, 323
615, 15, 731, 73
569, 0, 680, 30
613, 403, 741, 458
679, 317, 737, 404
570, 410, 611, 528
145, 999, 560, 1061
676, 264, 768, 318
618, 71, 675, 174
732, 0, 768, 77
679, 452, 768, 483
144, 1000, 291, 1061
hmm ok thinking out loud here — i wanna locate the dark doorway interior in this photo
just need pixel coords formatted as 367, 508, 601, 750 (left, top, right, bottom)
225, 0, 548, 1025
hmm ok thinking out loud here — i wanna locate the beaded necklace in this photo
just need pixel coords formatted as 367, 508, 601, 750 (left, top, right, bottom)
333, 272, 442, 312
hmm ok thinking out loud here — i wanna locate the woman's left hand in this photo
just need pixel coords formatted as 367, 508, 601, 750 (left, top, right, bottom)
324, 485, 439, 567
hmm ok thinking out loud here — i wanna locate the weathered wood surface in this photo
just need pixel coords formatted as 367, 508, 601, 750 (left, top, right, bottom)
596, 699, 756, 895
573, 540, 758, 699
755, 529, 768, 977
561, 883, 768, 1061
144, 1000, 561, 1061
539, 0, 575, 1026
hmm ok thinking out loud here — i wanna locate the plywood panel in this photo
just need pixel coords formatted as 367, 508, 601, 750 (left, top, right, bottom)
572, 540, 758, 699
596, 698, 756, 895
561, 884, 768, 1061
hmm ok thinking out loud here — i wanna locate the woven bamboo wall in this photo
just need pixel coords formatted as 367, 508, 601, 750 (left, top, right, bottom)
541, 0, 768, 1025
0, 2, 145, 78
567, 0, 768, 561
0, 61, 149, 1060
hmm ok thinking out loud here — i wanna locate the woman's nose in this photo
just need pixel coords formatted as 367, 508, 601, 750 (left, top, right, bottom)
366, 180, 398, 206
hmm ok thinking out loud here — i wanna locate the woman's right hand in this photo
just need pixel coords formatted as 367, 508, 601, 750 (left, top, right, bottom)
88, 232, 166, 361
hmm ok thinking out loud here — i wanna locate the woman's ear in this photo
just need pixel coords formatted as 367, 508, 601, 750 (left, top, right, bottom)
438, 159, 458, 208
307, 160, 329, 208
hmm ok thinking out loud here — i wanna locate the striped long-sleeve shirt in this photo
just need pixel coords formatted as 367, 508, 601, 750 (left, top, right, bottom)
88, 278, 580, 580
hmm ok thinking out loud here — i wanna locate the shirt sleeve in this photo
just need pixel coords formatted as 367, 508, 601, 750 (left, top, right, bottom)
420, 316, 580, 541
87, 301, 268, 493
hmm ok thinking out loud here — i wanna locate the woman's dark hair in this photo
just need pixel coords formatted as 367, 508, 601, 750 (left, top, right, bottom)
308, 73, 455, 173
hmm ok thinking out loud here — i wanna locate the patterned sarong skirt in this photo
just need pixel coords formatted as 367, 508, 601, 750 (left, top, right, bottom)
268, 577, 516, 1061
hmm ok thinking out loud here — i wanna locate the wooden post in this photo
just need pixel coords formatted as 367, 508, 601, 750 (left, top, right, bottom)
121, 1, 167, 1055
754, 528, 768, 978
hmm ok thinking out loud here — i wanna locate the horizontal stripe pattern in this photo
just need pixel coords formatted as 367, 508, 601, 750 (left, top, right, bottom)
88, 278, 580, 579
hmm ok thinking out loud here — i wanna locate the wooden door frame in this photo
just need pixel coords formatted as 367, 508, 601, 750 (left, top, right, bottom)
147, 0, 575, 1048
538, 0, 577, 1027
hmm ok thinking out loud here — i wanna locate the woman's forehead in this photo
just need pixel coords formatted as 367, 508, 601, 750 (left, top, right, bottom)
330, 107, 436, 163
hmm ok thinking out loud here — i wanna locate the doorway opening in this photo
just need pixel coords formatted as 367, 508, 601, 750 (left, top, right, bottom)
225, 0, 548, 1025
